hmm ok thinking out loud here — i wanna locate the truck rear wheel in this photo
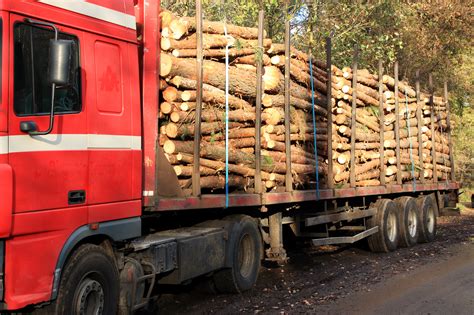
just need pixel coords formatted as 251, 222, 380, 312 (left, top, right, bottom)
367, 199, 399, 253
51, 244, 119, 315
395, 196, 419, 247
213, 215, 262, 293
416, 195, 437, 243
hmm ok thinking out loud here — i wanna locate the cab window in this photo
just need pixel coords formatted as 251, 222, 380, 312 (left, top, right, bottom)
13, 23, 81, 116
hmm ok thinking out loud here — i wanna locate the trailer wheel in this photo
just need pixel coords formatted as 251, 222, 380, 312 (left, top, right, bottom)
213, 215, 262, 293
367, 199, 399, 253
416, 195, 437, 243
51, 244, 119, 315
395, 196, 419, 247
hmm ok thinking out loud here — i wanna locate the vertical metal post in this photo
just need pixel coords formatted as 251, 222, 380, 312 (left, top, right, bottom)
349, 46, 358, 188
444, 81, 455, 181
284, 6, 293, 192
267, 212, 287, 264
254, 10, 264, 194
192, 1, 203, 196
415, 70, 424, 183
429, 74, 438, 183
394, 62, 402, 185
326, 37, 334, 189
378, 61, 385, 186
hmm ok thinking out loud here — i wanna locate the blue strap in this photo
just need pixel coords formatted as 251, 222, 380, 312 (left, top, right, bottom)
405, 88, 416, 191
309, 56, 320, 199
224, 22, 230, 208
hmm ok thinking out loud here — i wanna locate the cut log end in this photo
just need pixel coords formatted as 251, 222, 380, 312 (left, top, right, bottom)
160, 53, 172, 77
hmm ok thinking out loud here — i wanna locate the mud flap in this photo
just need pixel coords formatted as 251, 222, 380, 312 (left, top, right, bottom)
155, 145, 184, 198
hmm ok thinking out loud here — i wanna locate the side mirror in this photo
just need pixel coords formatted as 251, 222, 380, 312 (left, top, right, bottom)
49, 39, 73, 86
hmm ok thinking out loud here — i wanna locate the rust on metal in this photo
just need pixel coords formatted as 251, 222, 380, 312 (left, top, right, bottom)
284, 7, 293, 192
415, 70, 424, 183
378, 61, 385, 186
254, 9, 264, 194
192, 1, 203, 196
429, 74, 438, 182
444, 81, 455, 181
394, 62, 402, 185
326, 37, 334, 189
350, 45, 358, 188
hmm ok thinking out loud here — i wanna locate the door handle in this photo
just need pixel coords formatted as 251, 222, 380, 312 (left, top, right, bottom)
68, 190, 86, 205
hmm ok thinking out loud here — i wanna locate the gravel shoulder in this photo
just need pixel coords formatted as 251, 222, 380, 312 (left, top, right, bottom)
157, 206, 474, 314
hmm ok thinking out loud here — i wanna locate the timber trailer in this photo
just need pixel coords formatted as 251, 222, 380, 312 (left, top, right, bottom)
0, 0, 459, 314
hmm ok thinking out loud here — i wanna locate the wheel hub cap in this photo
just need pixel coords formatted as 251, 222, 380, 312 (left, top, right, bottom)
75, 278, 104, 315
387, 212, 397, 242
408, 208, 418, 237
427, 208, 435, 234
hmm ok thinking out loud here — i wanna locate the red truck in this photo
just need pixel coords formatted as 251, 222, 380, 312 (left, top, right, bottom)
0, 0, 460, 314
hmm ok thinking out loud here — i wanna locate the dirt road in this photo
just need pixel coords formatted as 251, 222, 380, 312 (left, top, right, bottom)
157, 206, 474, 314
322, 244, 474, 314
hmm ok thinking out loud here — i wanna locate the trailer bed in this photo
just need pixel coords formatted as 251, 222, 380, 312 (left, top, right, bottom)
149, 181, 460, 211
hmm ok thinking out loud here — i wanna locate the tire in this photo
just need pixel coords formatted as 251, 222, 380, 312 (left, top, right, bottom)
47, 244, 120, 315
367, 199, 399, 253
416, 195, 437, 243
213, 215, 262, 293
395, 196, 419, 247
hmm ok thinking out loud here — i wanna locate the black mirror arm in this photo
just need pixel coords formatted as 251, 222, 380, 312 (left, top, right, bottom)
25, 18, 58, 40
24, 18, 59, 136
29, 83, 56, 136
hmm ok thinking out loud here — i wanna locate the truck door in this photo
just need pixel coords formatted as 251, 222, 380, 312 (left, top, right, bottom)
84, 31, 141, 220
8, 16, 87, 213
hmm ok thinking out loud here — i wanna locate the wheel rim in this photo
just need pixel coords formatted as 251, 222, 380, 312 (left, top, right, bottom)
427, 207, 435, 234
74, 277, 105, 315
237, 233, 254, 279
408, 208, 418, 238
387, 211, 397, 242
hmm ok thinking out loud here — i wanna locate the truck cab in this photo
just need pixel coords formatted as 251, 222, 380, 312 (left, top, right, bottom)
0, 0, 143, 310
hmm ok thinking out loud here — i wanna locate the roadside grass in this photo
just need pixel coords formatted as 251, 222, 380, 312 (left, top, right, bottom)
458, 186, 473, 214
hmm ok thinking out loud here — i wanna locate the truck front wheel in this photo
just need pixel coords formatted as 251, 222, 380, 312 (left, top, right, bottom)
213, 215, 262, 293
51, 244, 119, 315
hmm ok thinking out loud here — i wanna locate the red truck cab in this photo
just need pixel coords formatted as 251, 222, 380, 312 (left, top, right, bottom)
0, 0, 145, 310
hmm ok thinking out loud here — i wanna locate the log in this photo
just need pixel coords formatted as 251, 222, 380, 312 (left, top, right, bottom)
169, 17, 263, 40
174, 107, 280, 125
179, 175, 253, 190
161, 54, 281, 98
160, 101, 179, 115
174, 165, 216, 177
170, 140, 328, 175
174, 121, 248, 138
234, 54, 271, 66
383, 75, 416, 98
179, 153, 284, 182
262, 94, 327, 116
161, 33, 272, 51
162, 86, 182, 102
172, 48, 256, 58
356, 179, 381, 187
168, 76, 253, 110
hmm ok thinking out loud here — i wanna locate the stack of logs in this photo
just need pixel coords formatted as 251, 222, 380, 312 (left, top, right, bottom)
158, 11, 453, 194
331, 67, 452, 186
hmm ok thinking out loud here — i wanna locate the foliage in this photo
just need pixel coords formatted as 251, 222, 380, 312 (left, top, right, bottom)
452, 106, 474, 185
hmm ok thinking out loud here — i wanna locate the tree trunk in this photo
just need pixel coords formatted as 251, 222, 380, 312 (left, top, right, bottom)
169, 16, 263, 40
